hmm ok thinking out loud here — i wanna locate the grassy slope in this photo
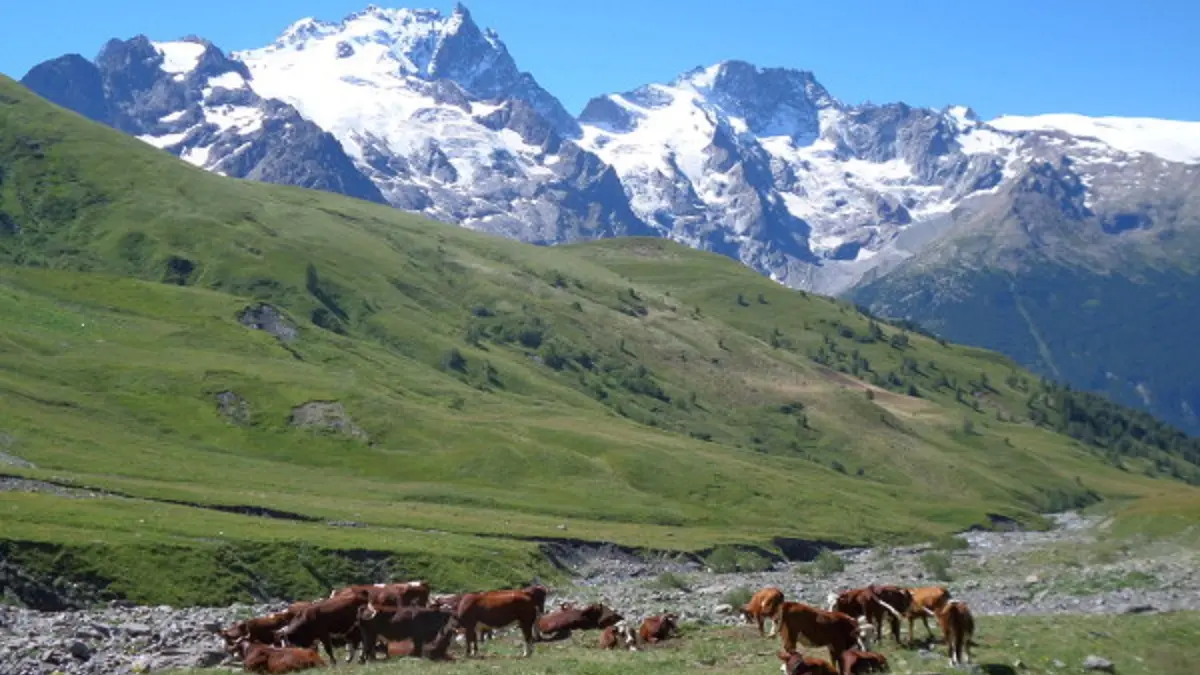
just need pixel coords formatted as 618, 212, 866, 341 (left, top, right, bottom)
1, 75, 1198, 602
167, 612, 1200, 675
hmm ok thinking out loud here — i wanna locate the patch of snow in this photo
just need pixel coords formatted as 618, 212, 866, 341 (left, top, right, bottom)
153, 41, 207, 75
204, 105, 263, 134
990, 113, 1200, 164
160, 110, 186, 124
957, 126, 1017, 155
206, 71, 247, 92
181, 145, 211, 167
137, 131, 190, 149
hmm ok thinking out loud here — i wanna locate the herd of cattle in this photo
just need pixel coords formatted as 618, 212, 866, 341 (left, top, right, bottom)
213, 578, 976, 674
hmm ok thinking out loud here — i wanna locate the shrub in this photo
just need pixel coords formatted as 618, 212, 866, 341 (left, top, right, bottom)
920, 552, 952, 581
650, 572, 691, 592
706, 546, 772, 573
932, 533, 970, 551
441, 348, 467, 372
722, 586, 755, 609
814, 550, 845, 576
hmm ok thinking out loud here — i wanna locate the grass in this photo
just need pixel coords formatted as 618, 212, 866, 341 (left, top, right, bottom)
163, 612, 1200, 675
2, 74, 1200, 604
932, 533, 970, 551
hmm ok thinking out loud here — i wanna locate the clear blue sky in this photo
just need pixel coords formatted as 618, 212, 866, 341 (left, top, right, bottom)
2, 0, 1197, 121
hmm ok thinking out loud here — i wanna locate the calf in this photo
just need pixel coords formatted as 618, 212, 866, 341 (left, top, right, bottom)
275, 589, 370, 665
356, 603, 457, 662
233, 638, 325, 674
455, 589, 539, 657
777, 650, 840, 675
774, 602, 860, 666
840, 649, 890, 674
742, 586, 785, 637
936, 599, 975, 667
638, 613, 680, 644
219, 604, 310, 655
905, 585, 951, 643
536, 603, 622, 642
599, 620, 639, 651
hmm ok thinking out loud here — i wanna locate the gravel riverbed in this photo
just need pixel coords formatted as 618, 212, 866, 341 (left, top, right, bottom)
2, 513, 1196, 674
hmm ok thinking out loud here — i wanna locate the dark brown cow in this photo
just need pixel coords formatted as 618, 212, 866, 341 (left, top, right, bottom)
826, 587, 905, 648
385, 625, 457, 662
936, 600, 975, 667
521, 584, 550, 616
638, 613, 680, 644
742, 586, 785, 637
234, 638, 325, 674
455, 590, 539, 657
774, 602, 860, 666
599, 620, 638, 651
535, 603, 622, 642
777, 650, 840, 675
840, 649, 890, 674
356, 603, 457, 663
866, 584, 912, 645
275, 589, 371, 665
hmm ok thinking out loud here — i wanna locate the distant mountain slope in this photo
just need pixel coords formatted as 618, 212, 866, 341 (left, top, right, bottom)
16, 3, 1200, 435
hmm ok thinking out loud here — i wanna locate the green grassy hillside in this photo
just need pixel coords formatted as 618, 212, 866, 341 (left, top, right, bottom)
2, 75, 1198, 604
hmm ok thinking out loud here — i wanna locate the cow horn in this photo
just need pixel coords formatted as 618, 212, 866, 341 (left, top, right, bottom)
363, 602, 378, 621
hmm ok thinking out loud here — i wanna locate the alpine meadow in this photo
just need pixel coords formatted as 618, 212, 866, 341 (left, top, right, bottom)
1, 72, 1199, 608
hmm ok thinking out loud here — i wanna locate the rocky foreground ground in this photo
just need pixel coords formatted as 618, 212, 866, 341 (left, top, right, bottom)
2, 513, 1196, 674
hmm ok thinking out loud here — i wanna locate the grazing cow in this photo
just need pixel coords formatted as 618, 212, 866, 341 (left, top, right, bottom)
777, 650, 840, 675
599, 620, 639, 651
455, 589, 539, 657
905, 586, 952, 643
741, 586, 785, 637
233, 638, 325, 674
774, 602, 860, 666
356, 603, 457, 663
867, 584, 913, 645
840, 649, 890, 674
638, 613, 680, 644
936, 600, 975, 667
536, 603, 622, 642
275, 589, 370, 665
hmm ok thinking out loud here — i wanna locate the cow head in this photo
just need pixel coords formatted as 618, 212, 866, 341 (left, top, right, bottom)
824, 591, 840, 612
778, 649, 803, 675
595, 604, 623, 628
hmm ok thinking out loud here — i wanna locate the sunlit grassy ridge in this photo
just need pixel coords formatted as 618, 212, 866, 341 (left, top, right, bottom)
1, 75, 1197, 604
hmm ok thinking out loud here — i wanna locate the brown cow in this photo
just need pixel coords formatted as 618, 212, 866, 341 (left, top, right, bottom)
331, 581, 430, 607
599, 619, 638, 651
777, 650, 840, 675
233, 638, 325, 674
742, 586, 786, 637
219, 603, 311, 655
356, 603, 457, 663
906, 586, 951, 643
774, 602, 860, 666
867, 584, 912, 645
455, 590, 539, 657
936, 600, 975, 667
840, 649, 890, 674
638, 613, 680, 644
535, 603, 622, 642
275, 589, 370, 665
386, 623, 457, 662
826, 587, 905, 648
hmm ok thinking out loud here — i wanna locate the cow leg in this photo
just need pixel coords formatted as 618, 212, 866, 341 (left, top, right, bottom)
923, 614, 936, 640
320, 635, 338, 667
359, 627, 374, 663
889, 614, 902, 645
463, 625, 478, 657
410, 636, 425, 659
520, 618, 535, 658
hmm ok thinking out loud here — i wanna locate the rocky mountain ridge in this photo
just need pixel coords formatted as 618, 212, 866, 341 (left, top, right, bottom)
17, 2, 1200, 430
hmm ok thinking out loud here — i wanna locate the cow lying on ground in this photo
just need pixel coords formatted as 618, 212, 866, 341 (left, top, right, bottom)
777, 649, 839, 675
638, 613, 680, 644
232, 638, 325, 674
275, 589, 370, 665
535, 603, 622, 642
742, 586, 785, 637
840, 648, 890, 674
905, 585, 951, 643
455, 589, 539, 657
936, 600, 975, 666
356, 603, 457, 662
599, 620, 639, 651
774, 602, 860, 666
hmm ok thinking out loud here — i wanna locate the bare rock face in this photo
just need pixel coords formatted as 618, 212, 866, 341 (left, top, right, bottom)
289, 401, 368, 441
214, 391, 250, 425
237, 303, 298, 343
